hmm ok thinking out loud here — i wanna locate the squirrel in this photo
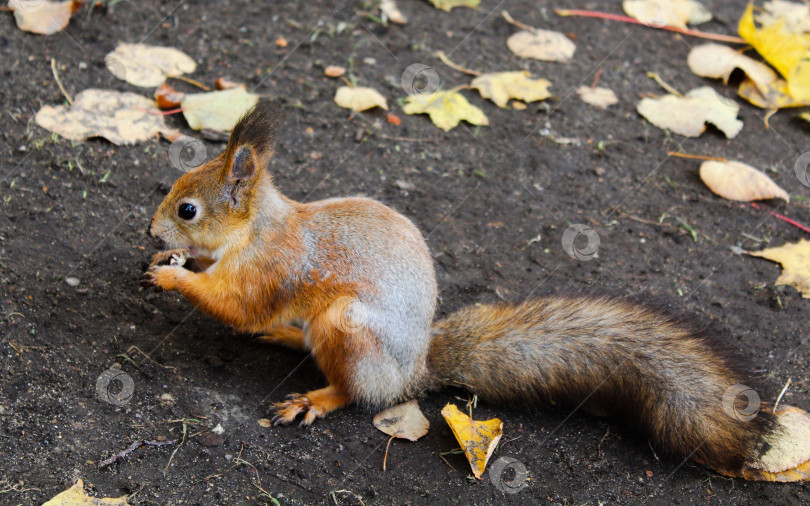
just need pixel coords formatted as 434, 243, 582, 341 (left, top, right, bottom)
147, 101, 780, 475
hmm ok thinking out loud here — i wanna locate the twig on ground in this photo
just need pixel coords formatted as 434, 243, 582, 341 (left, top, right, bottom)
435, 51, 481, 76
99, 439, 177, 468
555, 9, 747, 44
51, 59, 73, 105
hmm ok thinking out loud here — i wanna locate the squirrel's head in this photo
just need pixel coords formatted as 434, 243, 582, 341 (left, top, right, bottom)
149, 100, 288, 259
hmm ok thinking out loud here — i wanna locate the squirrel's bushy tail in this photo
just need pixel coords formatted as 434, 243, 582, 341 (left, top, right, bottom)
426, 295, 776, 471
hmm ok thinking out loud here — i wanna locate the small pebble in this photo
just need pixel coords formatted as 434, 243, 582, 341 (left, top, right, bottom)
258, 418, 272, 428
65, 277, 80, 287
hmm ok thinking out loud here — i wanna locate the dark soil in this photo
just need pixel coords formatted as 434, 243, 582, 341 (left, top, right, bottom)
1, 1, 809, 504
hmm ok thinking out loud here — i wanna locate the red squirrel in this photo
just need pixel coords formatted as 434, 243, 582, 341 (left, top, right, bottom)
147, 101, 793, 477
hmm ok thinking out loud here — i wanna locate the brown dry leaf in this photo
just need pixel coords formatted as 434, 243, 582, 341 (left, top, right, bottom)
687, 43, 778, 95
637, 86, 743, 138
507, 29, 576, 62
9, 0, 80, 35
699, 160, 789, 203
43, 479, 129, 505
380, 0, 407, 24
623, 0, 711, 29
576, 85, 619, 109
470, 71, 551, 108
181, 87, 260, 132
441, 403, 502, 479
105, 43, 197, 88
749, 239, 810, 298
428, 0, 480, 12
154, 83, 185, 109
402, 90, 489, 131
334, 86, 388, 112
708, 406, 810, 481
373, 400, 429, 441
324, 65, 346, 78
35, 89, 166, 145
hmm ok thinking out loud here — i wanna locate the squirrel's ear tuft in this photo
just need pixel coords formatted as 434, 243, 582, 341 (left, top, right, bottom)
226, 100, 283, 164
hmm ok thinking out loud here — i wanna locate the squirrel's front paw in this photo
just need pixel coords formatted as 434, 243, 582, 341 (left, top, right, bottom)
143, 264, 186, 291
150, 248, 190, 267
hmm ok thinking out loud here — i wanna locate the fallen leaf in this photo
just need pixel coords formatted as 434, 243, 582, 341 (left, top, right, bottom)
737, 76, 810, 110
637, 86, 743, 138
324, 65, 346, 78
739, 3, 810, 102
687, 43, 778, 95
403, 90, 489, 131
700, 160, 789, 203
428, 0, 480, 12
708, 405, 810, 481
9, 0, 80, 35
105, 43, 197, 88
214, 77, 245, 90
334, 86, 388, 112
470, 71, 551, 108
43, 479, 129, 505
576, 85, 619, 109
623, 0, 711, 29
507, 29, 576, 62
756, 0, 810, 33
181, 87, 260, 132
441, 403, 502, 479
749, 239, 810, 298
35, 89, 166, 145
154, 83, 185, 109
373, 400, 429, 441
380, 0, 407, 23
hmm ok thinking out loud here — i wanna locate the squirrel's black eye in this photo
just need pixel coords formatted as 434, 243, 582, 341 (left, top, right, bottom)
178, 203, 197, 220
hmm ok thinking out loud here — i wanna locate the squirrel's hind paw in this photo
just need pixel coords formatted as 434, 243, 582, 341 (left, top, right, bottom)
271, 386, 351, 426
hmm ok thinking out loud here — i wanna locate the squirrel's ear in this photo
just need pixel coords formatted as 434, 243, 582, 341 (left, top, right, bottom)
223, 145, 256, 206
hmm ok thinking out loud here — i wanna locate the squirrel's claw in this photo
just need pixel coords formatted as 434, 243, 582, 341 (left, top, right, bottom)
150, 248, 191, 267
271, 393, 317, 426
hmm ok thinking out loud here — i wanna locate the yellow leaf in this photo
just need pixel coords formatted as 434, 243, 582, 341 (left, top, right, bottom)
334, 86, 389, 112
623, 0, 711, 29
440, 403, 502, 479
403, 90, 489, 131
707, 406, 810, 482
470, 71, 551, 108
576, 85, 619, 109
105, 43, 197, 88
35, 89, 166, 145
699, 160, 789, 203
687, 43, 778, 95
9, 0, 81, 35
181, 87, 260, 132
428, 0, 480, 12
373, 400, 429, 441
739, 3, 810, 101
507, 29, 576, 62
43, 479, 129, 505
749, 239, 810, 298
637, 86, 743, 138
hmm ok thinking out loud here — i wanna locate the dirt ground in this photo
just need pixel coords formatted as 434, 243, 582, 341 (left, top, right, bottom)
1, 0, 809, 504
